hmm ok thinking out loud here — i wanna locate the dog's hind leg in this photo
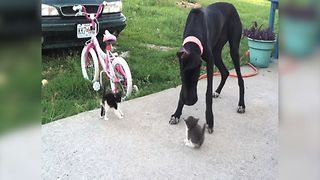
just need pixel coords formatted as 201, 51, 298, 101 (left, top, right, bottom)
205, 52, 214, 134
228, 26, 245, 113
213, 48, 229, 98
170, 90, 184, 124
230, 47, 245, 113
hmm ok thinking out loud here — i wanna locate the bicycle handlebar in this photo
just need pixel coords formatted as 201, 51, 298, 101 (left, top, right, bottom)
73, 1, 107, 30
72, 5, 82, 12
73, 1, 106, 21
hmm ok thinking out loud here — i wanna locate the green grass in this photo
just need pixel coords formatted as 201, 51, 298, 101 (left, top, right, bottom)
42, 0, 278, 124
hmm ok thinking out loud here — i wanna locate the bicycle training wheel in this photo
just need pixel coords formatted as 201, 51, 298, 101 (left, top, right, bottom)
111, 57, 132, 99
81, 46, 99, 82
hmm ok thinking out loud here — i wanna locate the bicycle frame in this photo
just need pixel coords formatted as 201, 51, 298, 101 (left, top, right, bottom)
86, 36, 120, 90
76, 1, 127, 93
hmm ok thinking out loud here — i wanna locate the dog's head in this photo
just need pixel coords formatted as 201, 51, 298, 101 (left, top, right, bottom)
177, 47, 201, 105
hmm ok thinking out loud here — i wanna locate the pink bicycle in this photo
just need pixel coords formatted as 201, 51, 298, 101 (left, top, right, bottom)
73, 1, 132, 99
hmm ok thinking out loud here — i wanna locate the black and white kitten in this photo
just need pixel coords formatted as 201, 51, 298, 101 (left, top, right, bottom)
184, 116, 206, 148
100, 90, 124, 120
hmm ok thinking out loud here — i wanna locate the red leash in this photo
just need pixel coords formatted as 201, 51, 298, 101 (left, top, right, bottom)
199, 50, 258, 80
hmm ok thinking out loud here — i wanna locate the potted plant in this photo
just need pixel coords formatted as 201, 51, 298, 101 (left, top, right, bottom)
243, 22, 276, 68
280, 4, 318, 57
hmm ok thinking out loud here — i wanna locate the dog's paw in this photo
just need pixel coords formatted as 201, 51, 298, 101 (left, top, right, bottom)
184, 139, 188, 143
207, 127, 214, 134
184, 141, 190, 146
185, 141, 196, 148
237, 106, 246, 114
169, 116, 180, 125
213, 92, 220, 98
104, 117, 109, 121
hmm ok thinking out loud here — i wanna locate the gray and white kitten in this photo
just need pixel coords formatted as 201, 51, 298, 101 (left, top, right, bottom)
184, 116, 206, 148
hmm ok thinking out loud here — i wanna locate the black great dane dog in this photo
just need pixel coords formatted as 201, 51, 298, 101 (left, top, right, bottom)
169, 2, 245, 133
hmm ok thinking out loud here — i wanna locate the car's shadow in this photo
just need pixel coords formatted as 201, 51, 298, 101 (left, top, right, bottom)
42, 47, 83, 61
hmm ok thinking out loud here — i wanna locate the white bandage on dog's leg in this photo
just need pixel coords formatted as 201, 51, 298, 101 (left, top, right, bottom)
213, 92, 220, 98
185, 140, 196, 148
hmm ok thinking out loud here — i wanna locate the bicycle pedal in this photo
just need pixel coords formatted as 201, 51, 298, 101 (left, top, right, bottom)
93, 81, 101, 91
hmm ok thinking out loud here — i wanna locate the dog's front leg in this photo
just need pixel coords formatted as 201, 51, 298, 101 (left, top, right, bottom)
205, 54, 214, 134
169, 90, 184, 124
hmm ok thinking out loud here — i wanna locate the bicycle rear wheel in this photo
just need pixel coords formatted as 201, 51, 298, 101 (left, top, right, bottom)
81, 46, 99, 82
111, 57, 132, 99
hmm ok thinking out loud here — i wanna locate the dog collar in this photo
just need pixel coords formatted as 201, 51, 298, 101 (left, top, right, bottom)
183, 36, 203, 55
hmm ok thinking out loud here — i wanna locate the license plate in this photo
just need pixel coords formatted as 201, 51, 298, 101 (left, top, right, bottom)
77, 23, 97, 38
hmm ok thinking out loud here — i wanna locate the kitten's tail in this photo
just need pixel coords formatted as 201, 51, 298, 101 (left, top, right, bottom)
202, 123, 206, 136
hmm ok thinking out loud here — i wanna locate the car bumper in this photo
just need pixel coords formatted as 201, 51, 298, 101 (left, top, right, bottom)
42, 13, 126, 49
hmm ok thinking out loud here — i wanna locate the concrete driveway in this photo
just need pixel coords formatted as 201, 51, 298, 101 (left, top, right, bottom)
42, 63, 278, 179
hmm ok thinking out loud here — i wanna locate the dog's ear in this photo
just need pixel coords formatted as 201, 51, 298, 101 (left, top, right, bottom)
177, 47, 190, 59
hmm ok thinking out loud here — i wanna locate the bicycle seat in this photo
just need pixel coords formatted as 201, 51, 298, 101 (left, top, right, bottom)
103, 30, 117, 43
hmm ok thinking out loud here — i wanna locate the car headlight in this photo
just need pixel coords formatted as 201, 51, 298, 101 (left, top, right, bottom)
41, 4, 59, 16
103, 1, 122, 13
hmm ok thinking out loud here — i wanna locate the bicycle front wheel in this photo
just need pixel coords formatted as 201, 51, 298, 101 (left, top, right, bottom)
111, 57, 133, 99
81, 46, 99, 82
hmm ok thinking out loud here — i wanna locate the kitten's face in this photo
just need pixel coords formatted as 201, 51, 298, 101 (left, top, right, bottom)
184, 116, 199, 129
